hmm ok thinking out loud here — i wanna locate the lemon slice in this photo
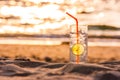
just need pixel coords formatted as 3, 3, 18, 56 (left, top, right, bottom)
72, 44, 84, 56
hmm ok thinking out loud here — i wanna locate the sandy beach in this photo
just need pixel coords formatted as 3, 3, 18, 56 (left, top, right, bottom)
0, 44, 120, 63
0, 59, 120, 80
0, 44, 120, 80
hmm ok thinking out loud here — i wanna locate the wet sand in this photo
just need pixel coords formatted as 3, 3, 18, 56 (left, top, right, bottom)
0, 44, 120, 63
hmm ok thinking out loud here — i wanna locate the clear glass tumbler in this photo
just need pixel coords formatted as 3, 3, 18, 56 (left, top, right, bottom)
70, 24, 87, 63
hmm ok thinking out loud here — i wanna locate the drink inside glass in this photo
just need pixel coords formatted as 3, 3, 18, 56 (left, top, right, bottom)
70, 24, 87, 63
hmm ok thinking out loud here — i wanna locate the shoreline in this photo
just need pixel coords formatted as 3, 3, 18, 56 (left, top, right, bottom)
0, 38, 120, 46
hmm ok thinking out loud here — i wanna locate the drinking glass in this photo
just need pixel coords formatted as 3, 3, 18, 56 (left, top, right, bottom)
69, 24, 88, 63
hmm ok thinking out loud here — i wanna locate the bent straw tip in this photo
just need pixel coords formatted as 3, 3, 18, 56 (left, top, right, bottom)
65, 12, 70, 15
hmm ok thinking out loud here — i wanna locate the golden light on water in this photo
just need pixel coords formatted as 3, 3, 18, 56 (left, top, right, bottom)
28, 0, 65, 4
0, 0, 98, 34
0, 4, 66, 34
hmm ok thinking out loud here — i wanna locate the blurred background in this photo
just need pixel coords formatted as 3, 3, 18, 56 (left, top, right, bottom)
0, 0, 120, 62
0, 0, 120, 45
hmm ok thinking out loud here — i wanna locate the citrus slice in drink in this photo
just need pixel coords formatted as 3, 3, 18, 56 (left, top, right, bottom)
72, 44, 84, 56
